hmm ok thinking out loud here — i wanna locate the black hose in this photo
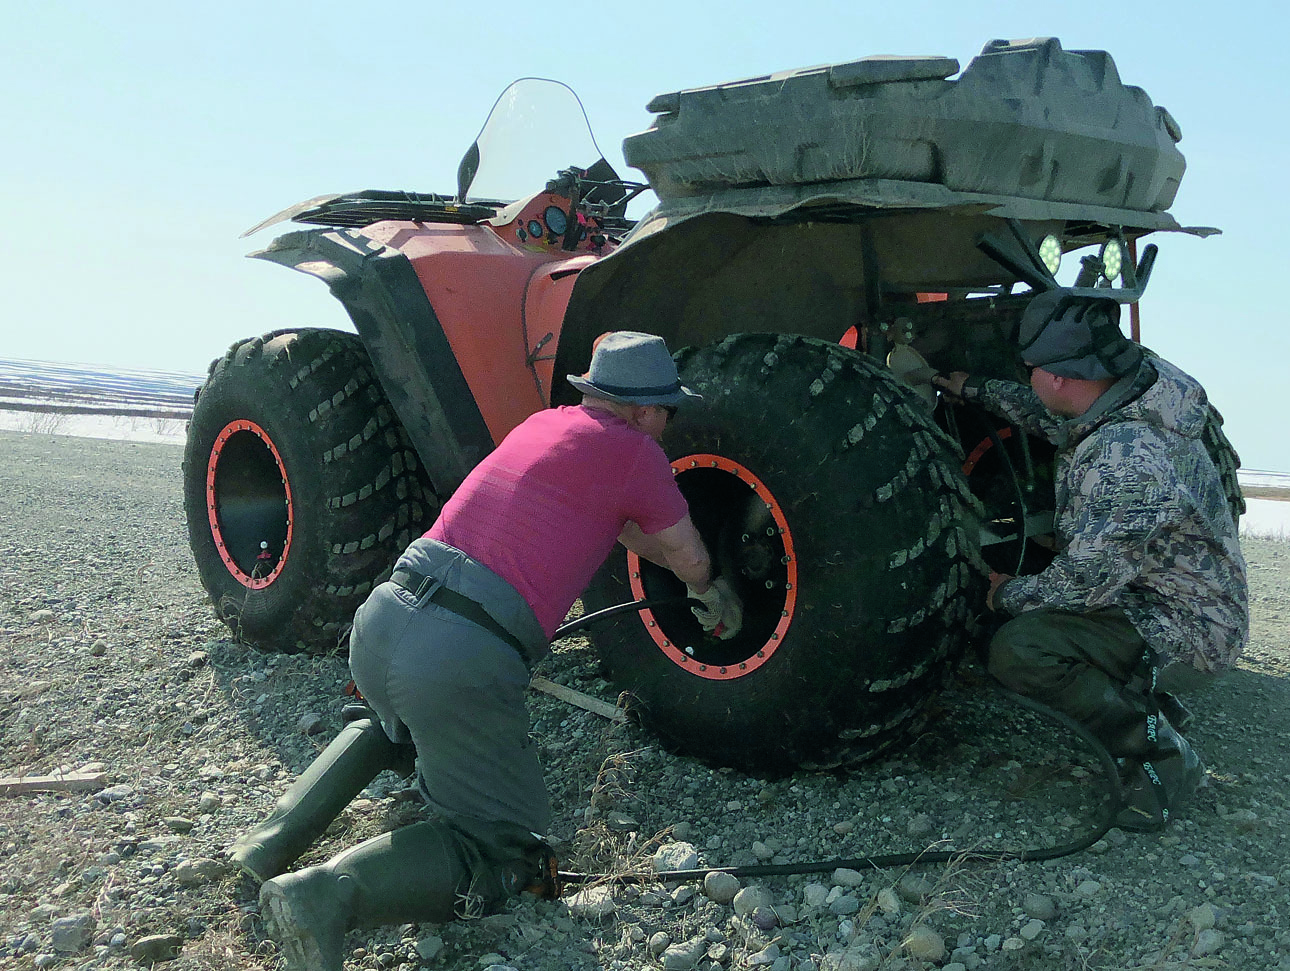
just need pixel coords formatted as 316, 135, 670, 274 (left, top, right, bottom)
552, 595, 695, 640
557, 679, 1123, 886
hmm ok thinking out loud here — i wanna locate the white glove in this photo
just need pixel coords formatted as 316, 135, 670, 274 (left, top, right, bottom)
686, 576, 743, 640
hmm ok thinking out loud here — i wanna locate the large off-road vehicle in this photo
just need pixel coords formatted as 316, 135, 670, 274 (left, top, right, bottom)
184, 38, 1240, 773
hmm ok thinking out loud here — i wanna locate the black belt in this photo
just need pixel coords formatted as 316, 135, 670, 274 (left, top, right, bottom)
390, 567, 530, 665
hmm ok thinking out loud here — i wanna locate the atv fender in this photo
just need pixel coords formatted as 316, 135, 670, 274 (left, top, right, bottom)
251, 228, 493, 496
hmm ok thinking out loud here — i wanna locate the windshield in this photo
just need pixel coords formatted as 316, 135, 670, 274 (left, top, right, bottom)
458, 78, 656, 221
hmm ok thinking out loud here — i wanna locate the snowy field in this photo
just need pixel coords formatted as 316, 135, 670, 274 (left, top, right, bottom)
1, 357, 1287, 538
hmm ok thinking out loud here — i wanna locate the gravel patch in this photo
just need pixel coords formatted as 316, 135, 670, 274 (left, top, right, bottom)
3, 428, 1289, 971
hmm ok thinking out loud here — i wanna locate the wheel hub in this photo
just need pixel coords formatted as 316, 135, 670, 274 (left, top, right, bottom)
628, 454, 796, 680
206, 420, 293, 589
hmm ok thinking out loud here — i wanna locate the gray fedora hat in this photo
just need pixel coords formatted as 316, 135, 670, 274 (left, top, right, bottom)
567, 331, 702, 406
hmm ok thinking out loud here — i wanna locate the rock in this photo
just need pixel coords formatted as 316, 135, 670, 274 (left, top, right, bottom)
186, 650, 209, 668
29, 609, 56, 624
32, 902, 59, 921
653, 841, 699, 873
164, 816, 195, 833
904, 925, 945, 962
672, 885, 696, 906
829, 894, 860, 916
173, 858, 225, 886
748, 942, 782, 966
1188, 902, 1219, 931
1075, 879, 1102, 897
752, 840, 775, 861
906, 813, 933, 837
50, 914, 95, 952
1019, 919, 1044, 941
1001, 936, 1025, 952
649, 931, 672, 956
606, 811, 639, 832
824, 942, 882, 971
1195, 929, 1224, 956
97, 784, 134, 803
1023, 892, 1056, 920
130, 934, 183, 962
566, 886, 616, 920
751, 906, 779, 930
297, 712, 327, 736
671, 821, 692, 840
831, 867, 866, 887
703, 870, 741, 904
733, 885, 775, 917
90, 639, 108, 656
833, 819, 855, 835
876, 887, 901, 916
896, 873, 934, 903
660, 936, 707, 970
802, 883, 830, 910
198, 791, 221, 812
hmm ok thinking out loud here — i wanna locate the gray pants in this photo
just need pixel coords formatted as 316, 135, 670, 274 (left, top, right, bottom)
348, 573, 551, 837
989, 607, 1213, 724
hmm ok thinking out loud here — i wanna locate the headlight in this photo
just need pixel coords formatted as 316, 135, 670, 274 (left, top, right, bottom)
1038, 234, 1062, 276
1100, 238, 1124, 282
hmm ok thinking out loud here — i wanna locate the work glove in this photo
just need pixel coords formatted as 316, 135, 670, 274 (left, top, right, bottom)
686, 576, 743, 640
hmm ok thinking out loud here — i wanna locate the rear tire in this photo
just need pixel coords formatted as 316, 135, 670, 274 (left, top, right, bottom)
584, 334, 987, 773
183, 329, 435, 652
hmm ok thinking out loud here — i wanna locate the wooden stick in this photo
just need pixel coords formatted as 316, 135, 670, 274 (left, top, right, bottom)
529, 676, 627, 723
0, 771, 107, 796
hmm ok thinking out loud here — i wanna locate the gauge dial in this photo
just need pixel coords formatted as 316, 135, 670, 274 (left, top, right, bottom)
543, 206, 569, 236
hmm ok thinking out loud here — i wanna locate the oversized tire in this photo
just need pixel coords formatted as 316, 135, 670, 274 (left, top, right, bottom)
183, 329, 435, 652
583, 334, 987, 773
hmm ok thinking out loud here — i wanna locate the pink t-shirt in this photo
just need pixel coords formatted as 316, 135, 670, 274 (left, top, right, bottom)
428, 405, 688, 638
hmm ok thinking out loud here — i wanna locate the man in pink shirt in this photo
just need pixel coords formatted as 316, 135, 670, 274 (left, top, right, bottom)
233, 332, 740, 971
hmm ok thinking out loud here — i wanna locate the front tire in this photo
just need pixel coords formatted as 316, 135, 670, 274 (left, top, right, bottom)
183, 329, 434, 652
584, 334, 987, 773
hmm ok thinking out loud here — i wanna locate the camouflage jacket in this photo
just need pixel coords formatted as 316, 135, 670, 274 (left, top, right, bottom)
966, 356, 1248, 673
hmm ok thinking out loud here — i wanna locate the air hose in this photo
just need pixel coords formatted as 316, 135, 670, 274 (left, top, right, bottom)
550, 622, 1124, 886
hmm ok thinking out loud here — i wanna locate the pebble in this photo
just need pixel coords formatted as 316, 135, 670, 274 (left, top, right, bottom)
904, 925, 945, 962
565, 886, 615, 920
1188, 902, 1219, 931
649, 931, 672, 956
130, 934, 183, 962
1019, 919, 1045, 941
703, 870, 741, 904
297, 712, 327, 735
198, 790, 221, 811
89, 638, 108, 656
50, 914, 94, 952
896, 874, 933, 903
906, 813, 933, 837
173, 858, 225, 885
1195, 929, 1224, 956
164, 816, 195, 833
1023, 892, 1056, 920
876, 887, 901, 915
733, 885, 775, 917
660, 936, 707, 970
417, 933, 448, 964
653, 842, 699, 872
29, 609, 56, 623
831, 867, 866, 887
96, 784, 134, 803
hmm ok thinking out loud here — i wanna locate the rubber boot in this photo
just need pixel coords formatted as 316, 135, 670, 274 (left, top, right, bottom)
229, 713, 416, 883
1107, 713, 1204, 832
258, 821, 471, 971
1155, 691, 1194, 732
1075, 685, 1204, 832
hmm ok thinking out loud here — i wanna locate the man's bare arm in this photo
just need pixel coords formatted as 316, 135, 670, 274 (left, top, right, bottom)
618, 516, 712, 591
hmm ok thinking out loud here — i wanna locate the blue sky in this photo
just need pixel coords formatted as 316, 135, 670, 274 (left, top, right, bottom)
3, 2, 1286, 470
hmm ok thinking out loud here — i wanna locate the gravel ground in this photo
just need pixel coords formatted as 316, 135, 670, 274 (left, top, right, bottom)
2, 428, 1289, 971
